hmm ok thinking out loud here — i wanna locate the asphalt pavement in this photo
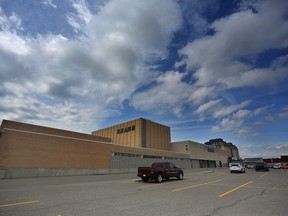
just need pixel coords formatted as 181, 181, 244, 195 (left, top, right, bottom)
0, 167, 287, 216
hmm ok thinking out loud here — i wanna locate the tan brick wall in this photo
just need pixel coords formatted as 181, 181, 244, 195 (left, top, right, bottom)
0, 120, 189, 171
0, 120, 112, 169
145, 119, 170, 151
2, 120, 111, 143
92, 119, 142, 147
92, 118, 171, 151
0, 119, 229, 172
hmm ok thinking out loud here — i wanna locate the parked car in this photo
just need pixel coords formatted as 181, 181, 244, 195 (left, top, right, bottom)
273, 163, 282, 169
230, 163, 246, 173
137, 162, 184, 183
255, 162, 269, 171
282, 164, 288, 169
268, 164, 274, 168
247, 164, 255, 169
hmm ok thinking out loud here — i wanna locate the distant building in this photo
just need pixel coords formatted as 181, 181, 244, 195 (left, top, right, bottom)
205, 138, 240, 161
170, 140, 228, 168
243, 157, 263, 164
263, 155, 288, 164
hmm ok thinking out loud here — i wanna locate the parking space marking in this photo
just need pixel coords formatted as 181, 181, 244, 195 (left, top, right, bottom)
141, 178, 198, 188
260, 173, 268, 177
218, 181, 253, 198
0, 200, 39, 208
210, 183, 288, 191
172, 179, 223, 192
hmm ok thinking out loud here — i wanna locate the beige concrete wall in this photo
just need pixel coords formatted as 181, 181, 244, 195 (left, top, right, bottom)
111, 144, 190, 159
171, 141, 229, 164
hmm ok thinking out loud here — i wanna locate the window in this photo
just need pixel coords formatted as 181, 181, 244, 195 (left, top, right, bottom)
169, 163, 176, 168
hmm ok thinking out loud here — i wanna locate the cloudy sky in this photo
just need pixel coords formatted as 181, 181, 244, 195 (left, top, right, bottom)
1, 0, 287, 158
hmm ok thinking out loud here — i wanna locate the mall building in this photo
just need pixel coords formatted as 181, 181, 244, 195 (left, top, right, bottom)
0, 118, 231, 179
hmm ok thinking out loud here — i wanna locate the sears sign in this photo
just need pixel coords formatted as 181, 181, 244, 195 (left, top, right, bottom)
117, 125, 136, 134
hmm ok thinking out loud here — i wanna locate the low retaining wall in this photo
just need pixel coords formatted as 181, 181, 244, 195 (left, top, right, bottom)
0, 168, 113, 179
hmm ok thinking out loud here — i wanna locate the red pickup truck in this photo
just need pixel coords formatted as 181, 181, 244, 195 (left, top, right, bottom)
137, 162, 184, 183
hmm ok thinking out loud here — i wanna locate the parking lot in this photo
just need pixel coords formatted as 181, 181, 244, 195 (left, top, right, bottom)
0, 168, 287, 216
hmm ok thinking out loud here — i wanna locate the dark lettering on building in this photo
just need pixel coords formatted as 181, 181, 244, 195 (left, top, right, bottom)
117, 125, 136, 134
207, 147, 215, 153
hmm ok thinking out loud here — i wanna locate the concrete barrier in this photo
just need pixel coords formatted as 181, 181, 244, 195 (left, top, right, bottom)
0, 170, 5, 179
0, 168, 112, 179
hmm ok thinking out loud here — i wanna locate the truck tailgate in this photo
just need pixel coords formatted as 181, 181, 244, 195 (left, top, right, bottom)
138, 167, 151, 174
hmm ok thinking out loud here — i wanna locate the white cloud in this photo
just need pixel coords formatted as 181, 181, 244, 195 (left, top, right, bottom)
0, 9, 28, 55
211, 103, 276, 137
233, 109, 252, 119
221, 68, 288, 88
179, 0, 288, 88
254, 115, 275, 125
237, 128, 258, 138
213, 100, 251, 118
0, 0, 183, 130
87, 0, 182, 58
280, 106, 288, 118
130, 71, 223, 118
194, 99, 222, 115
188, 86, 219, 105
67, 0, 92, 34
212, 116, 244, 133
0, 95, 104, 132
0, 0, 286, 145
240, 143, 288, 159
131, 71, 190, 115
254, 105, 274, 115
42, 0, 57, 9
266, 143, 288, 150
0, 8, 22, 32
130, 0, 288, 120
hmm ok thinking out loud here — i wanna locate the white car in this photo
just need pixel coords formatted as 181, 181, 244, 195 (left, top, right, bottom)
230, 163, 246, 173
273, 163, 282, 169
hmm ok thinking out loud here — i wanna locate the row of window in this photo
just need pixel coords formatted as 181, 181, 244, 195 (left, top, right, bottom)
112, 152, 188, 161
112, 152, 142, 158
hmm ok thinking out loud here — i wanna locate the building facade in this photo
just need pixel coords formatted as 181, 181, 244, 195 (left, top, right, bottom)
0, 118, 231, 179
171, 141, 228, 168
92, 118, 171, 151
205, 138, 240, 161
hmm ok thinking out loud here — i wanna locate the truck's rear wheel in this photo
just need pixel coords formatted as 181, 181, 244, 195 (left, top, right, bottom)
156, 173, 163, 183
177, 172, 183, 180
